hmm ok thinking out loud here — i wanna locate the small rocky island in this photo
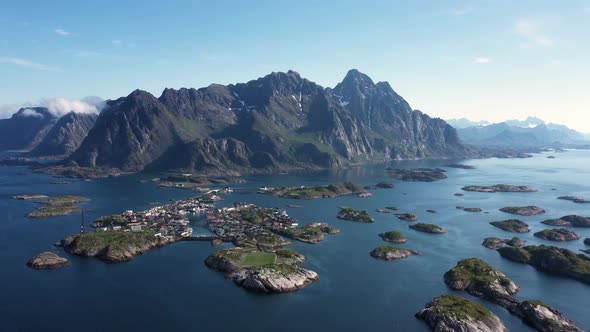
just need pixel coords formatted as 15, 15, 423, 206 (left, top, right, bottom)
498, 245, 590, 285
259, 182, 366, 199
444, 258, 520, 308
59, 231, 175, 262
462, 184, 537, 193
490, 219, 530, 233
415, 295, 508, 332
557, 196, 590, 204
369, 246, 418, 260
444, 258, 583, 331
27, 252, 70, 269
444, 163, 476, 169
378, 231, 407, 243
205, 247, 318, 293
394, 213, 418, 221
385, 167, 447, 182
375, 181, 395, 189
499, 206, 545, 216
541, 215, 590, 227
409, 223, 447, 234
23, 195, 89, 218
534, 228, 581, 242
337, 207, 374, 223
153, 174, 243, 191
482, 237, 526, 250
463, 207, 483, 213
512, 300, 584, 332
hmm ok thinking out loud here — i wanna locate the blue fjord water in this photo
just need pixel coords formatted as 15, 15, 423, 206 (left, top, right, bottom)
1, 150, 590, 331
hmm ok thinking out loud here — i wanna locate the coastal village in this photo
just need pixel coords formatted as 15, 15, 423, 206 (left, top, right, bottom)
90, 196, 216, 240
87, 188, 310, 245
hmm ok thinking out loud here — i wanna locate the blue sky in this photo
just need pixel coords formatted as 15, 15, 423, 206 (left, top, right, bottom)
1, 0, 589, 131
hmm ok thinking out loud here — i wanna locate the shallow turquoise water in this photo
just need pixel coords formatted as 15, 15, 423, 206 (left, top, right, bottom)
1, 150, 589, 331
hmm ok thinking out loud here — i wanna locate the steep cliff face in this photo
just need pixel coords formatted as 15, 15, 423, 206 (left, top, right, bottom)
0, 107, 57, 151
67, 69, 471, 173
26, 112, 97, 158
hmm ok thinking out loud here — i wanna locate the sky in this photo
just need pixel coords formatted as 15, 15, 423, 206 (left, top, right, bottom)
1, 0, 589, 132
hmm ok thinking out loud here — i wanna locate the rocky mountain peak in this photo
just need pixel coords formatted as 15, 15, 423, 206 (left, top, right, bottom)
13, 107, 55, 120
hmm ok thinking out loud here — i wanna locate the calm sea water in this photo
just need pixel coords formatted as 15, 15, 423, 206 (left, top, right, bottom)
1, 150, 589, 331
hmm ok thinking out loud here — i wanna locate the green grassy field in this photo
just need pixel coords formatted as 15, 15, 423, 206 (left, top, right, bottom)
242, 252, 277, 266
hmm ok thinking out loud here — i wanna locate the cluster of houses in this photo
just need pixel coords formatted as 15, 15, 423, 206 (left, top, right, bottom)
92, 197, 215, 239
206, 203, 299, 239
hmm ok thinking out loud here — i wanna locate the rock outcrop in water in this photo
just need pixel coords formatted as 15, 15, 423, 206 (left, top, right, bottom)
444, 163, 475, 169
415, 295, 508, 332
534, 228, 581, 242
26, 252, 70, 269
370, 246, 418, 260
444, 258, 584, 332
444, 258, 520, 308
482, 237, 526, 250
378, 231, 407, 243
497, 245, 590, 285
490, 219, 530, 233
557, 196, 590, 204
541, 215, 590, 228
499, 206, 545, 216
462, 184, 537, 193
409, 223, 447, 234
386, 168, 447, 182
510, 300, 584, 332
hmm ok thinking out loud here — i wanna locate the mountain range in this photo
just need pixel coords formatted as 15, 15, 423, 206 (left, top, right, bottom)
447, 117, 589, 148
1, 69, 472, 175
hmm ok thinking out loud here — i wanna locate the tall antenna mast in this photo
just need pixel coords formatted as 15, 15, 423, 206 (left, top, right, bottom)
80, 208, 85, 235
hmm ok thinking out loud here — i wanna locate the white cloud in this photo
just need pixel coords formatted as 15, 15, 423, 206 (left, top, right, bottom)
54, 28, 71, 36
20, 108, 45, 118
473, 57, 492, 64
0, 57, 60, 71
452, 8, 473, 16
514, 18, 552, 47
46, 98, 100, 117
0, 97, 104, 120
112, 40, 122, 45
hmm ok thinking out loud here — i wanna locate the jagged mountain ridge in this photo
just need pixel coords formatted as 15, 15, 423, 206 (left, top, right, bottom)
455, 119, 588, 147
68, 69, 472, 174
0, 107, 58, 151
26, 112, 98, 158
